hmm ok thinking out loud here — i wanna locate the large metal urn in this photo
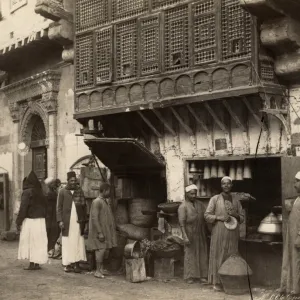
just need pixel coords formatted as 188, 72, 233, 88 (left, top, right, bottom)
258, 212, 282, 242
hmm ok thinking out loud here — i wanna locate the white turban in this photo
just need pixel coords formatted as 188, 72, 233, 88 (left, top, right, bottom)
185, 184, 198, 193
44, 177, 54, 185
221, 176, 232, 183
295, 172, 300, 180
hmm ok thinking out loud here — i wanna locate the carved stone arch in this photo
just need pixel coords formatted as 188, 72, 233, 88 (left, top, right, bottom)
20, 102, 49, 146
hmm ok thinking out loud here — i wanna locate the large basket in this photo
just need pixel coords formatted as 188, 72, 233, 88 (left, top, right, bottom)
219, 274, 251, 295
129, 198, 156, 228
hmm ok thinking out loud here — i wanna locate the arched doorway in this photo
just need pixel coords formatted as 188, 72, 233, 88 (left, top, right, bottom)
29, 116, 48, 180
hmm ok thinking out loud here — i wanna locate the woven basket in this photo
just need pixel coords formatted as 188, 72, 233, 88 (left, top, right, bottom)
117, 224, 150, 241
219, 275, 250, 295
115, 202, 129, 225
129, 198, 156, 228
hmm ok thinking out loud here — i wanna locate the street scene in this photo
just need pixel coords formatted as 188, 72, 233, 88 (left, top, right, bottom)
1, 0, 300, 299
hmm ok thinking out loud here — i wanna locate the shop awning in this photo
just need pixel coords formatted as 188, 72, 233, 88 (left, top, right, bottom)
84, 137, 165, 172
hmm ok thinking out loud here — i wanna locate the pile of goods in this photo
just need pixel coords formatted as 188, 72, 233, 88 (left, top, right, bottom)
116, 198, 156, 241
141, 236, 183, 259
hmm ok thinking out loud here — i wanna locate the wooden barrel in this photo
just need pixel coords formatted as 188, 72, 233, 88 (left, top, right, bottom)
129, 198, 156, 228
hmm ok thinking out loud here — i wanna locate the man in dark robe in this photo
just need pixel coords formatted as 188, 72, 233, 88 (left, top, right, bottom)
45, 178, 61, 255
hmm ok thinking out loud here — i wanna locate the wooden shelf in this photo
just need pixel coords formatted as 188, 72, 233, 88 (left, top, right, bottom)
240, 238, 282, 246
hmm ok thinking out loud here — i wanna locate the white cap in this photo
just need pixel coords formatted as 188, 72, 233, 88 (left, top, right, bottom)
185, 184, 198, 193
295, 172, 300, 180
221, 176, 232, 183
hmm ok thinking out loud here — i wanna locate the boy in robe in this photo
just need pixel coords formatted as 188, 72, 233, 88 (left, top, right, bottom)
87, 182, 117, 278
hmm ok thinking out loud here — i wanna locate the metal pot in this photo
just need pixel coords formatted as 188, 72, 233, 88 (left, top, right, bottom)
258, 212, 282, 235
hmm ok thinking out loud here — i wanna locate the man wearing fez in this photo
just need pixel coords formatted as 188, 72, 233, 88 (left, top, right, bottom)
57, 171, 87, 273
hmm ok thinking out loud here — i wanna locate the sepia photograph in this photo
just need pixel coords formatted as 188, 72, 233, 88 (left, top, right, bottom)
0, 0, 300, 299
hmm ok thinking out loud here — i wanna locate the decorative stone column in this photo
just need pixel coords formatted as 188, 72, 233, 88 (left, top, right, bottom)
41, 91, 58, 179
8, 103, 21, 231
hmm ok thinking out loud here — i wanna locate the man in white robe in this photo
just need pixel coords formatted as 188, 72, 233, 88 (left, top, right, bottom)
57, 171, 87, 273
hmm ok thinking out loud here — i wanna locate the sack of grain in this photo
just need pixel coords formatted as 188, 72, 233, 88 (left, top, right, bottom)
129, 198, 156, 228
115, 201, 129, 225
117, 224, 150, 241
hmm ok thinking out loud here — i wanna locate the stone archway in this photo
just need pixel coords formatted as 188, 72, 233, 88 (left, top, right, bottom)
22, 114, 48, 180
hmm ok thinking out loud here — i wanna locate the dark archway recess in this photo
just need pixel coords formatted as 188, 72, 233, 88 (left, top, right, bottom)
29, 115, 48, 180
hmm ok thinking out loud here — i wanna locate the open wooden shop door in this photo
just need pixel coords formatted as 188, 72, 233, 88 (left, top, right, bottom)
84, 136, 167, 206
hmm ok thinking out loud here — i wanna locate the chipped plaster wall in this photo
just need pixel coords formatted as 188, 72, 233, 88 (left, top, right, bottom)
0, 0, 52, 47
56, 64, 91, 183
148, 98, 288, 203
0, 89, 14, 230
289, 85, 300, 155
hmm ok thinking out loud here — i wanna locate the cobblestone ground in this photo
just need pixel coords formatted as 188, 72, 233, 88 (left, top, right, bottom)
0, 240, 287, 300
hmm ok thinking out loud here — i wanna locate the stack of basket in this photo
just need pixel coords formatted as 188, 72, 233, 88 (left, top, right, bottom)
116, 198, 156, 241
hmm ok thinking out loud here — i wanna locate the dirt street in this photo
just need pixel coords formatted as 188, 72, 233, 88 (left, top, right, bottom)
0, 240, 281, 300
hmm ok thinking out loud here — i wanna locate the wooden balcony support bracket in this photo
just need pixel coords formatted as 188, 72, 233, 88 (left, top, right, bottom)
169, 107, 194, 136
204, 102, 233, 154
186, 104, 214, 155
242, 97, 267, 132
137, 111, 162, 138
260, 108, 291, 147
223, 100, 250, 154
152, 109, 176, 137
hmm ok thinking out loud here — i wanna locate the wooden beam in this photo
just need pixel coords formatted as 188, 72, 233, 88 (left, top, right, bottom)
186, 105, 209, 133
169, 107, 194, 136
152, 109, 176, 136
222, 100, 246, 132
186, 104, 214, 155
137, 111, 162, 138
242, 97, 267, 131
203, 102, 227, 132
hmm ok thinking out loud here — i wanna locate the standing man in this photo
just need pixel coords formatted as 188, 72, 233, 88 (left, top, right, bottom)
45, 177, 61, 256
280, 172, 300, 296
57, 171, 87, 273
87, 183, 117, 278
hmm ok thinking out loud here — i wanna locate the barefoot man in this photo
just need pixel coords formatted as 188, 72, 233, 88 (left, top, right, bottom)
87, 182, 117, 278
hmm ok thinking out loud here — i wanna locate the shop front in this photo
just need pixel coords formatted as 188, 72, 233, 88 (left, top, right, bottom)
73, 0, 299, 288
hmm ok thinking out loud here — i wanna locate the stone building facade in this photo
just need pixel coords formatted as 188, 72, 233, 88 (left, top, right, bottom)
0, 0, 90, 232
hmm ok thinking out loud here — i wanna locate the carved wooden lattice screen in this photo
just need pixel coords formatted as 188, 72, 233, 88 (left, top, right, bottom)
221, 0, 252, 60
75, 0, 109, 33
193, 0, 216, 65
112, 0, 148, 21
95, 27, 113, 84
164, 5, 189, 72
152, 0, 183, 9
116, 20, 138, 80
74, 0, 254, 90
140, 15, 160, 75
75, 34, 94, 88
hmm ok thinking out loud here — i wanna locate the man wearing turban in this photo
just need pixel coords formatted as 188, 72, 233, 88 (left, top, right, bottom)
279, 171, 300, 296
57, 171, 87, 273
